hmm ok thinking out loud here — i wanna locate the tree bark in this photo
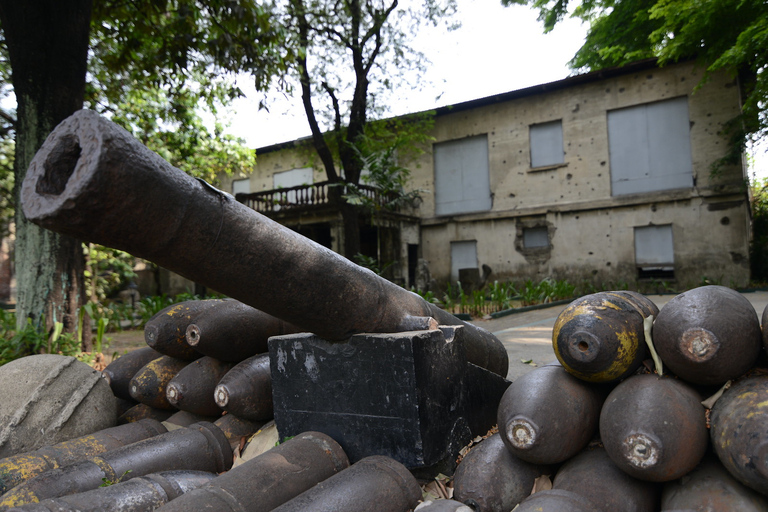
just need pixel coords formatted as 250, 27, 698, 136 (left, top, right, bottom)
0, 0, 92, 346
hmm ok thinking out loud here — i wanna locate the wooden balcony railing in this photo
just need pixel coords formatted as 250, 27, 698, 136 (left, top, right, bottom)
235, 180, 402, 214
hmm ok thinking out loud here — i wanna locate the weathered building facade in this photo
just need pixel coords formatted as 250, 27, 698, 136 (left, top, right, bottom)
223, 59, 751, 292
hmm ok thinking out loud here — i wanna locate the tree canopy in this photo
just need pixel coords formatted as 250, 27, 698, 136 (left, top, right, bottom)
506, 0, 768, 160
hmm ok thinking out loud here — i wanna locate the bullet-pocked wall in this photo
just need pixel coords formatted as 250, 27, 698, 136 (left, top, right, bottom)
414, 60, 749, 290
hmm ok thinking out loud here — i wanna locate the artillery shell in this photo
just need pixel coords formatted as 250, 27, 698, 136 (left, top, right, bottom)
553, 446, 661, 512
163, 410, 220, 429
453, 433, 548, 512
213, 414, 266, 451
552, 291, 657, 383
144, 300, 230, 360
497, 364, 604, 464
270, 455, 421, 512
0, 422, 232, 508
414, 500, 474, 511
118, 403, 174, 425
710, 374, 768, 495
103, 347, 164, 401
154, 431, 348, 512
0, 419, 166, 495
600, 374, 708, 482
661, 454, 768, 511
129, 355, 190, 410
185, 300, 303, 362
513, 489, 595, 512
653, 285, 762, 386
165, 356, 234, 416
214, 353, 272, 421
7, 470, 217, 511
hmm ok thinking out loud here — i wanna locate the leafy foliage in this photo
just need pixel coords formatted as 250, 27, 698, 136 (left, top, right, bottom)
506, 0, 768, 159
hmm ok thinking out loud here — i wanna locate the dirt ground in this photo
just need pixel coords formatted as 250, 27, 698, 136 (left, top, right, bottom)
102, 328, 146, 363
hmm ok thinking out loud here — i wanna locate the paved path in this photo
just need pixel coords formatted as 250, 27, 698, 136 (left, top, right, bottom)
469, 290, 768, 382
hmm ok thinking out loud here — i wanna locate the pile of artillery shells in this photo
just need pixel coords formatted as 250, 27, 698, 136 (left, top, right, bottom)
450, 285, 768, 512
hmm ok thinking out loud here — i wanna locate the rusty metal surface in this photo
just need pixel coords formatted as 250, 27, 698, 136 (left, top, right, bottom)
453, 433, 546, 512
653, 285, 762, 386
7, 470, 217, 511
0, 419, 166, 496
710, 375, 768, 495
497, 364, 604, 465
553, 446, 661, 512
552, 291, 657, 383
414, 500, 474, 512
212, 414, 265, 451
214, 353, 273, 421
269, 455, 421, 512
155, 431, 349, 512
20, 110, 507, 377
513, 489, 595, 512
103, 347, 164, 401
165, 356, 234, 417
118, 404, 174, 425
661, 455, 768, 511
600, 374, 707, 482
144, 301, 226, 360
185, 300, 303, 362
0, 422, 232, 509
129, 356, 191, 410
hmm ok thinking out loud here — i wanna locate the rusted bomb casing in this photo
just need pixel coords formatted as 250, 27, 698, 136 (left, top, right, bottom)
213, 414, 266, 450
653, 285, 762, 386
414, 500, 474, 512
600, 374, 708, 482
154, 431, 349, 512
20, 110, 507, 377
661, 454, 768, 511
710, 375, 768, 495
6, 470, 217, 512
129, 355, 190, 410
163, 410, 220, 429
269, 455, 421, 512
453, 433, 548, 512
118, 403, 175, 425
144, 300, 228, 360
553, 446, 661, 512
0, 419, 167, 495
165, 356, 234, 416
513, 489, 595, 512
497, 364, 604, 464
214, 353, 272, 421
0, 422, 232, 508
102, 347, 164, 401
553, 291, 657, 383
185, 300, 303, 362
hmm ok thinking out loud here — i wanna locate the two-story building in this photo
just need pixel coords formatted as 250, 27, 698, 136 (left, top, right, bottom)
224, 59, 751, 293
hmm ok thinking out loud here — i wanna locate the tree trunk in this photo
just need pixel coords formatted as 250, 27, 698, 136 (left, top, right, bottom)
0, 0, 92, 346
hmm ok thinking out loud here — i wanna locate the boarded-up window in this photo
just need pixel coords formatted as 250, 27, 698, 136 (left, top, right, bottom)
608, 97, 693, 196
232, 178, 250, 195
450, 240, 478, 283
635, 225, 674, 279
273, 167, 314, 205
523, 226, 549, 248
434, 135, 492, 216
530, 120, 564, 168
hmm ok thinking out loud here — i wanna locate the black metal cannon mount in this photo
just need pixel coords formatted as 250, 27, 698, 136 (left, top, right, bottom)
21, 110, 508, 378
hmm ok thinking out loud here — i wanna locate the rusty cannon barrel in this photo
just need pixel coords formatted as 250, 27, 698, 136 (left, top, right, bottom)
452, 433, 548, 512
269, 455, 422, 512
6, 470, 217, 512
652, 285, 762, 386
553, 446, 662, 512
166, 356, 234, 417
600, 374, 708, 482
497, 364, 605, 465
20, 110, 507, 377
185, 300, 303, 362
660, 455, 768, 512
102, 347, 164, 401
144, 300, 226, 360
552, 291, 658, 383
0, 419, 166, 495
0, 422, 231, 508
155, 431, 349, 512
710, 374, 768, 495
214, 354, 273, 421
